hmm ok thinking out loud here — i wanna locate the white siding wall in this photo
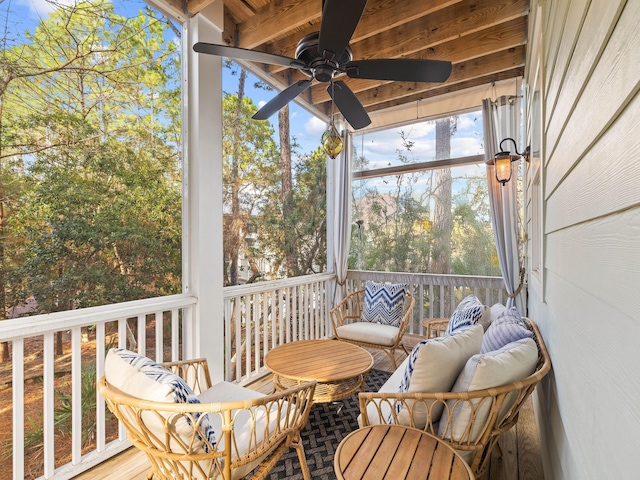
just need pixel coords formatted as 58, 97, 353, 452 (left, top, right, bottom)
526, 0, 640, 478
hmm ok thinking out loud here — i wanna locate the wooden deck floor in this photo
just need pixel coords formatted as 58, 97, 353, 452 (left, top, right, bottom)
78, 335, 544, 480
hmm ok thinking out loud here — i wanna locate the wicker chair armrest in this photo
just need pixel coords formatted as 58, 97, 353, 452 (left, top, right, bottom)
330, 289, 363, 330
424, 318, 449, 339
162, 357, 212, 393
395, 292, 415, 338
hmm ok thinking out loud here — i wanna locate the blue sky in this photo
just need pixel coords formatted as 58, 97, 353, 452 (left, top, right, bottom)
6, 0, 487, 175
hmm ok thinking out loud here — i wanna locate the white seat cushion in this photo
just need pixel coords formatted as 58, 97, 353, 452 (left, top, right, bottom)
198, 382, 283, 479
357, 355, 409, 428
337, 321, 399, 346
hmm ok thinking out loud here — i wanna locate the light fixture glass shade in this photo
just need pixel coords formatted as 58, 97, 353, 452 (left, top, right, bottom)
321, 123, 343, 159
494, 153, 513, 185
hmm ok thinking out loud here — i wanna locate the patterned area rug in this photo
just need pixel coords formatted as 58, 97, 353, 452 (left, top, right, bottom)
267, 368, 392, 480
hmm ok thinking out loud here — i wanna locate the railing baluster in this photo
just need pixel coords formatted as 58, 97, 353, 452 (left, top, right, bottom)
12, 338, 24, 480
155, 310, 163, 363
71, 326, 82, 464
44, 332, 55, 477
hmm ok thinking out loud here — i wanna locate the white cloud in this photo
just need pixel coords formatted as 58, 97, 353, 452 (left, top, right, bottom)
18, 0, 74, 17
257, 100, 267, 109
304, 116, 327, 136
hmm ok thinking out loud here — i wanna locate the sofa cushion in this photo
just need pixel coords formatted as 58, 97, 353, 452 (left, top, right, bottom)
105, 348, 216, 451
336, 321, 400, 346
438, 338, 538, 461
360, 281, 407, 326
198, 382, 285, 479
481, 307, 533, 353
395, 324, 483, 428
445, 295, 485, 335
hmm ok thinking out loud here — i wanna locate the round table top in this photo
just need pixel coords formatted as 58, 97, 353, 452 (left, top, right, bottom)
264, 339, 374, 383
335, 424, 474, 480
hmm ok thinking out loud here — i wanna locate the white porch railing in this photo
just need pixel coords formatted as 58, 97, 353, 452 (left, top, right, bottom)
223, 272, 336, 384
346, 270, 506, 335
0, 294, 197, 480
1, 270, 504, 479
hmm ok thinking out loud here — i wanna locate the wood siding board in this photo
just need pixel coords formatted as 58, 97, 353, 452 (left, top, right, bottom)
546, 208, 640, 321
544, 270, 640, 478
545, 0, 640, 196
545, 0, 627, 160
542, 0, 571, 102
544, 0, 590, 128
546, 93, 640, 233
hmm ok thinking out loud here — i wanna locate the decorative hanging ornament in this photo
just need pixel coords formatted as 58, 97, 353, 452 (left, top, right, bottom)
321, 79, 344, 159
321, 123, 343, 159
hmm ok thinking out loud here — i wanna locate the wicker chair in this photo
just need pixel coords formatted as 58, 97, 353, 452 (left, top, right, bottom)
330, 289, 415, 369
98, 357, 316, 480
358, 319, 551, 479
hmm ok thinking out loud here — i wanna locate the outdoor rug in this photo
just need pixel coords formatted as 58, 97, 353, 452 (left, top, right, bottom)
267, 368, 392, 480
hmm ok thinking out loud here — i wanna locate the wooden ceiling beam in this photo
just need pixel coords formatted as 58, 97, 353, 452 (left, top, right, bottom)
312, 46, 525, 108
266, 0, 460, 58
266, 0, 526, 73
230, 0, 320, 49
366, 67, 525, 113
308, 35, 526, 104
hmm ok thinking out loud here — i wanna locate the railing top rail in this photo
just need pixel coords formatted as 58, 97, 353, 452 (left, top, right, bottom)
223, 272, 335, 298
0, 293, 197, 340
346, 270, 504, 288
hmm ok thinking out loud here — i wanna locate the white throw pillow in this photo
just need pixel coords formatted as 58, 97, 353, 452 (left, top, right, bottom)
395, 324, 483, 428
438, 337, 538, 457
105, 348, 216, 451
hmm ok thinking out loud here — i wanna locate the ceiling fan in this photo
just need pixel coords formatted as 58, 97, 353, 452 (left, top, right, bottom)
193, 0, 452, 130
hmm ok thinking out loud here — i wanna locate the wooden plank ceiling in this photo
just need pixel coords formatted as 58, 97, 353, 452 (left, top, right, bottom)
183, 0, 528, 125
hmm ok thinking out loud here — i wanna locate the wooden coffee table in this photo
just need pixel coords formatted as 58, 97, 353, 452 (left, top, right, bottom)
334, 424, 475, 480
264, 340, 374, 403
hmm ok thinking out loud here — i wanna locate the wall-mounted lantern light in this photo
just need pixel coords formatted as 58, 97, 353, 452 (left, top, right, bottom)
487, 137, 530, 185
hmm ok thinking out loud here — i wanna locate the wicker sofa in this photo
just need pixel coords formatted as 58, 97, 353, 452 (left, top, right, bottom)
98, 353, 316, 480
357, 317, 550, 479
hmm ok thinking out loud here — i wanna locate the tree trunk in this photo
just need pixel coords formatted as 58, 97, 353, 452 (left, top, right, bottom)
228, 69, 247, 286
432, 118, 452, 275
279, 104, 297, 277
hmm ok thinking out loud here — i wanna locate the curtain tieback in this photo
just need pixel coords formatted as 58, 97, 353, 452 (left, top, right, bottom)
506, 267, 526, 298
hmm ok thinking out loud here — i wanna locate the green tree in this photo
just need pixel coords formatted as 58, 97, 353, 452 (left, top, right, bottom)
221, 88, 280, 286
1, 0, 183, 317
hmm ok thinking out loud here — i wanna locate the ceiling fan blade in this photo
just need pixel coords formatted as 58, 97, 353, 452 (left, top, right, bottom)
328, 80, 371, 130
346, 58, 453, 83
318, 0, 368, 61
193, 42, 305, 69
252, 80, 313, 120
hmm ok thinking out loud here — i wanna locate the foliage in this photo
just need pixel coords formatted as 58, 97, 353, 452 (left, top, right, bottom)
255, 147, 327, 277
351, 129, 499, 276
1, 0, 182, 315
54, 362, 98, 446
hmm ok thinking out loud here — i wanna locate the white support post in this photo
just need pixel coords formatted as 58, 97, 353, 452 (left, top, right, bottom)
184, 1, 225, 381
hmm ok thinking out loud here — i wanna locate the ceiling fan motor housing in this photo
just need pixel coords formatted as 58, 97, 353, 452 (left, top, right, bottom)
295, 32, 353, 82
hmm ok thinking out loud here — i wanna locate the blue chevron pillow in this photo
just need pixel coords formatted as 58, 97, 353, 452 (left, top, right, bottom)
445, 294, 485, 336
361, 281, 407, 327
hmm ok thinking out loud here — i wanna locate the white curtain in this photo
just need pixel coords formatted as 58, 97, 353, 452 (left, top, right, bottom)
483, 97, 525, 312
332, 130, 352, 303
